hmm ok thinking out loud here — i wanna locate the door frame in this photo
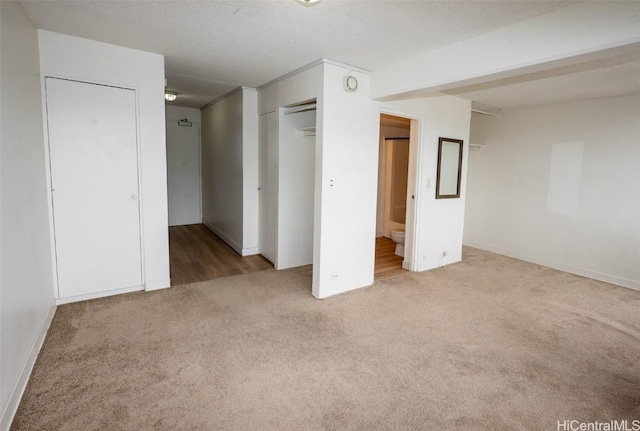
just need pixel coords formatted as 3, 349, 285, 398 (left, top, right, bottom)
378, 108, 424, 272
41, 75, 146, 302
258, 110, 279, 265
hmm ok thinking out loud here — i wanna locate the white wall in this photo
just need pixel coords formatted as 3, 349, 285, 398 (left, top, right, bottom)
166, 105, 201, 123
0, 3, 56, 429
260, 61, 375, 297
166, 105, 201, 226
258, 61, 471, 298
314, 63, 379, 298
38, 30, 170, 291
258, 64, 323, 272
201, 88, 259, 256
242, 90, 259, 255
258, 65, 322, 116
379, 97, 472, 273
465, 95, 640, 290
201, 89, 244, 252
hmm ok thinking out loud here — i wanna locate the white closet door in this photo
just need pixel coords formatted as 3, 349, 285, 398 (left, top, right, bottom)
46, 78, 143, 299
166, 120, 201, 226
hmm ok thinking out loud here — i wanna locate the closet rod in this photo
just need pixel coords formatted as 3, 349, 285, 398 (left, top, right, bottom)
384, 137, 410, 140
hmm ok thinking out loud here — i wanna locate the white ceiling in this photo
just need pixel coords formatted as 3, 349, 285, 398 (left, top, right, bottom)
21, 0, 583, 108
451, 51, 640, 110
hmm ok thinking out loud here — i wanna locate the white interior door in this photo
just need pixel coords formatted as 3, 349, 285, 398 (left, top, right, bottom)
166, 120, 201, 226
46, 78, 143, 299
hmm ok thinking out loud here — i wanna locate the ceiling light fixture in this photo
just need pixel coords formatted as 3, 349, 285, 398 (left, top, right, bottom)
164, 91, 178, 102
295, 0, 323, 7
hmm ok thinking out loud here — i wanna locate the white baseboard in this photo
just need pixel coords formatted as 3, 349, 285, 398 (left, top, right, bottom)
1, 305, 56, 431
203, 222, 243, 256
275, 256, 313, 270
145, 280, 171, 291
56, 285, 144, 305
242, 247, 260, 256
313, 279, 373, 299
464, 242, 640, 291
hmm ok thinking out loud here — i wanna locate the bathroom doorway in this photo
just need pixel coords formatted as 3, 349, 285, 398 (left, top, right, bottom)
375, 113, 413, 279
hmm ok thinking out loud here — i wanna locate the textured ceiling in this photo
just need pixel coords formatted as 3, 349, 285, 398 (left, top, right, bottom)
20, 0, 577, 108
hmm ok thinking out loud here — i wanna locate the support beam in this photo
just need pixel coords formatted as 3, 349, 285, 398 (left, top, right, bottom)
371, 2, 640, 101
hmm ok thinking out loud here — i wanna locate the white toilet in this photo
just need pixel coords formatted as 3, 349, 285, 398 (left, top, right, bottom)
390, 229, 405, 257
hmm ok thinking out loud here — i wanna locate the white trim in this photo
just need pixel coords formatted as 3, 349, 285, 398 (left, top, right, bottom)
312, 281, 373, 300
241, 247, 260, 257
321, 58, 370, 74
258, 58, 370, 92
198, 122, 203, 224
203, 222, 243, 256
0, 305, 56, 431
465, 242, 640, 292
56, 285, 144, 305
378, 108, 424, 273
200, 86, 257, 111
40, 75, 61, 299
276, 257, 313, 270
471, 108, 500, 117
145, 280, 171, 291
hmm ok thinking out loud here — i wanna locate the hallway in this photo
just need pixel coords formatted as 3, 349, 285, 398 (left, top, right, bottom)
169, 224, 272, 286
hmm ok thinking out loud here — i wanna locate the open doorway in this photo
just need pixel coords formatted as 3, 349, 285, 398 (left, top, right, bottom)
258, 99, 317, 271
375, 113, 413, 279
165, 106, 272, 286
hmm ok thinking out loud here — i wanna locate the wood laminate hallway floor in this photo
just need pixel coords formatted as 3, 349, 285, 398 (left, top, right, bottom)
169, 224, 272, 286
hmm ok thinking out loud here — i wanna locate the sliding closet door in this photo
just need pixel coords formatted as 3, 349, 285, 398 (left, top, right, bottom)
45, 78, 143, 299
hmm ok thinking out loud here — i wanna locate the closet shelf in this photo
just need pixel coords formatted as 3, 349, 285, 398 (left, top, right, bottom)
296, 127, 316, 137
284, 103, 317, 115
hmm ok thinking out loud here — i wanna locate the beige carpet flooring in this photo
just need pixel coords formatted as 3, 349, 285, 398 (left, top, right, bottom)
11, 247, 640, 430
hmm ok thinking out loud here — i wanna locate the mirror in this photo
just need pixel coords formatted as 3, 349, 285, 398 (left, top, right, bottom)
436, 137, 463, 199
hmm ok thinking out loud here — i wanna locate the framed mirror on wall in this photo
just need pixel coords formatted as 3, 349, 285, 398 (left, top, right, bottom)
436, 137, 463, 199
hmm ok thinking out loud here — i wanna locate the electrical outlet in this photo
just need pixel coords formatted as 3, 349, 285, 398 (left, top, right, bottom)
331, 273, 339, 280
